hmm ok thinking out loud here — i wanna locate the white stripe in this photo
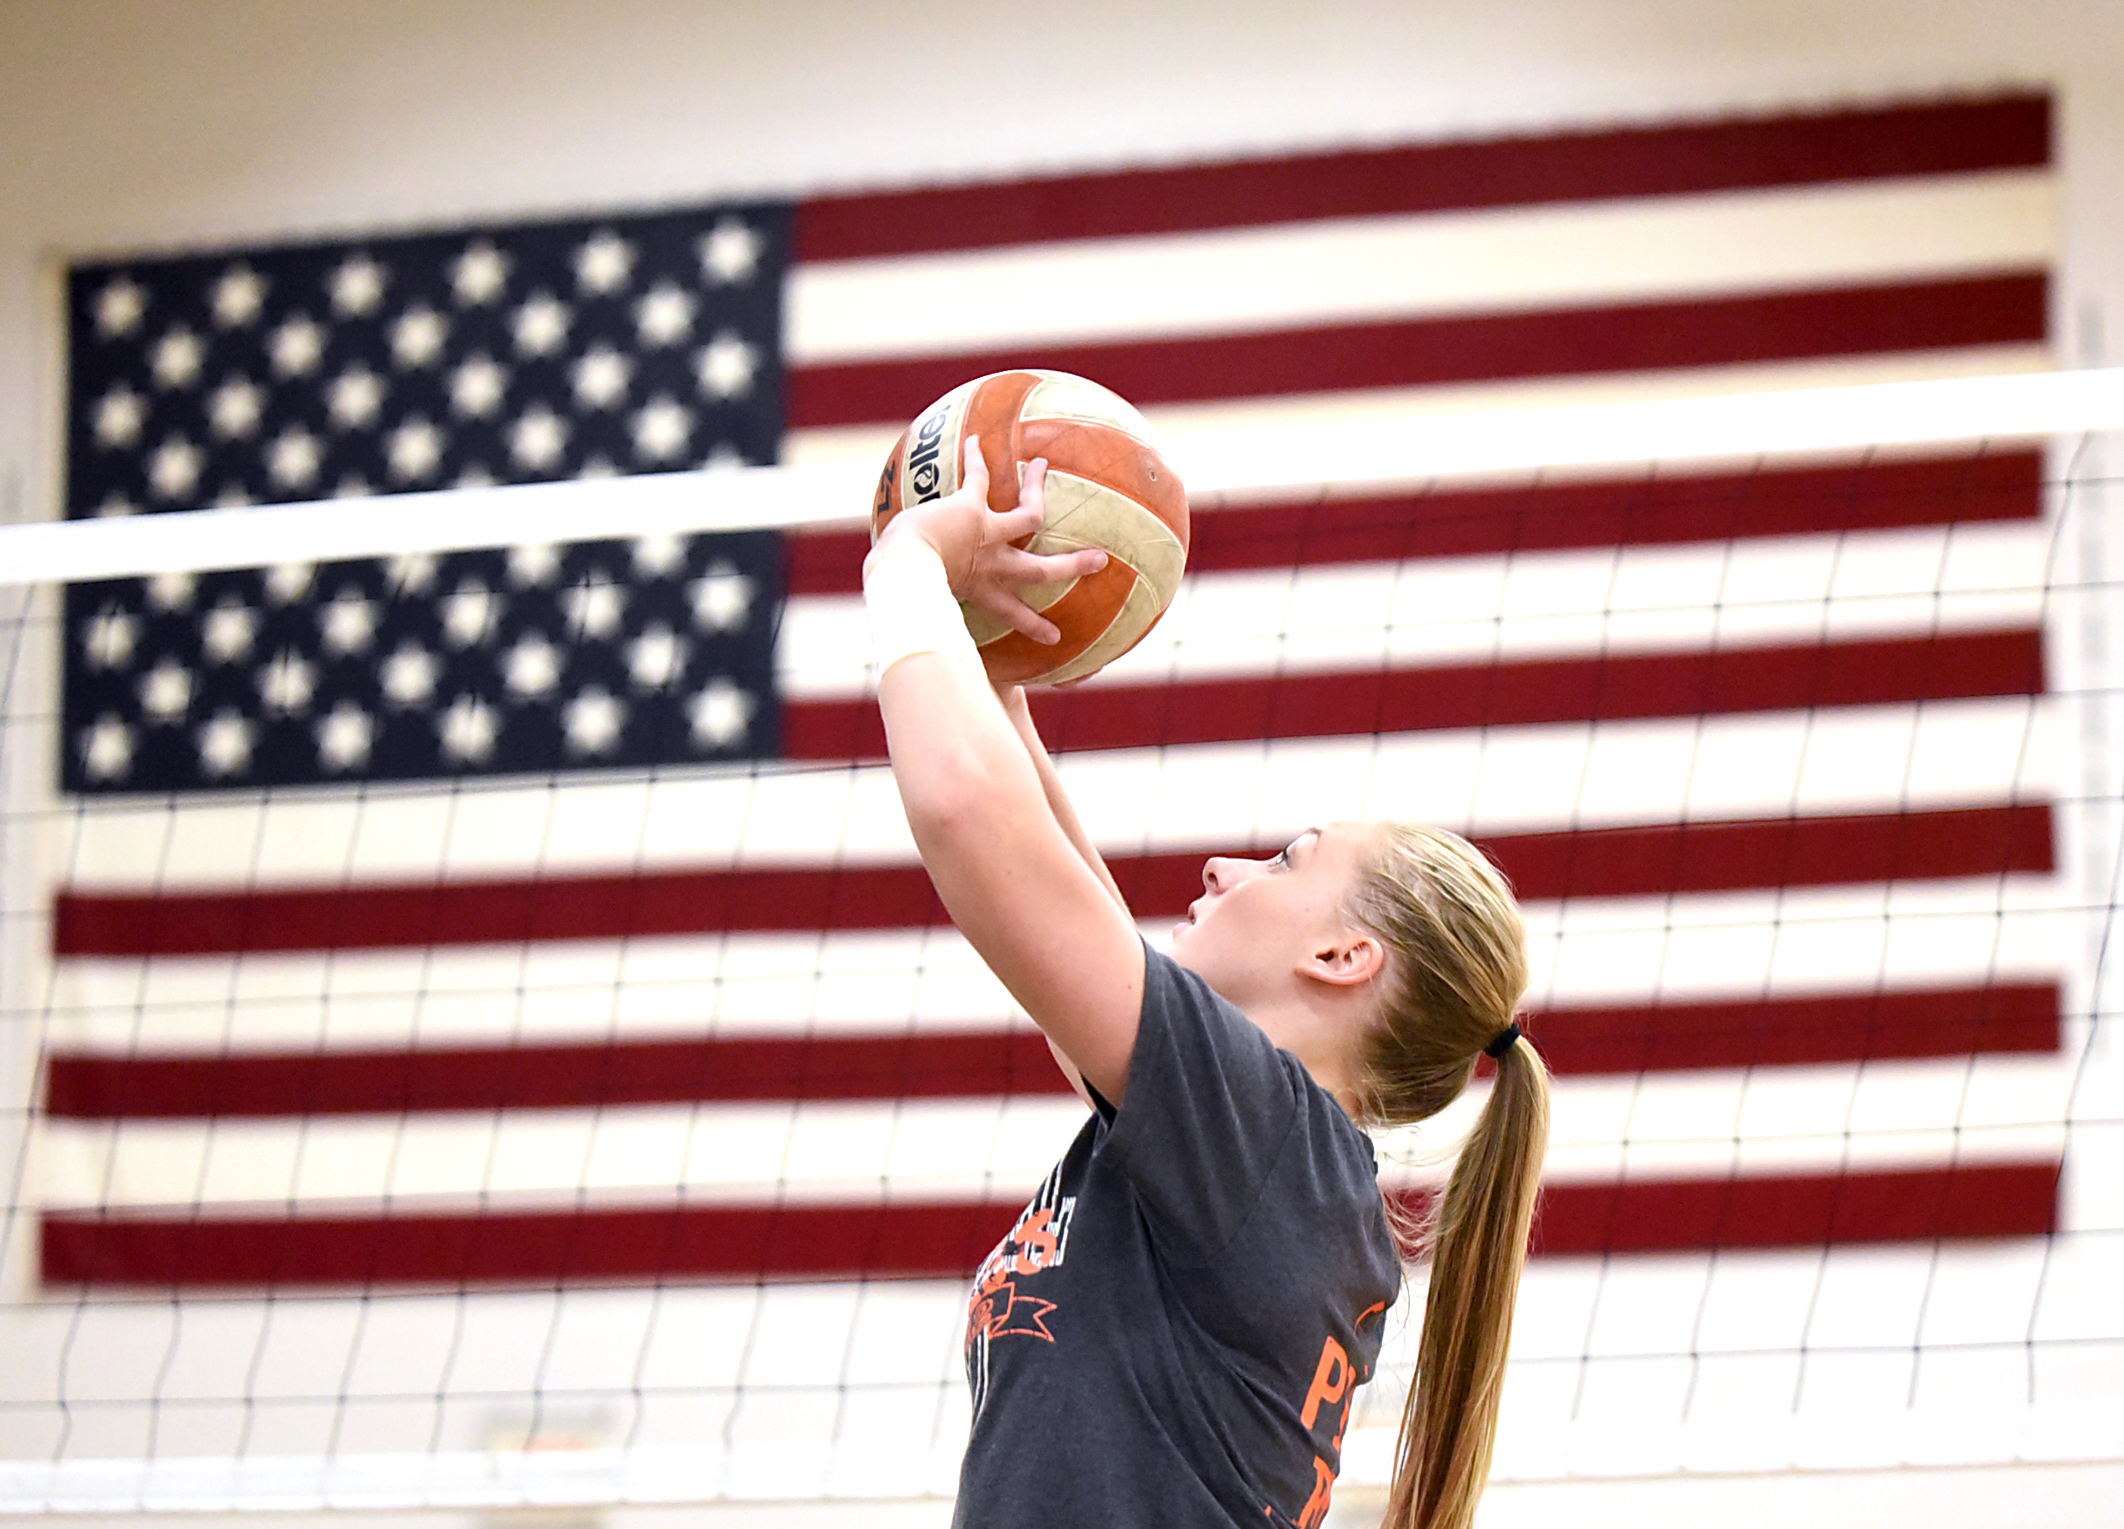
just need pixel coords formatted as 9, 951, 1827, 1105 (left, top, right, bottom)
786, 173, 2055, 363
42, 875, 2076, 1053
780, 347, 2060, 470
31, 1095, 1089, 1212
31, 1052, 2073, 1211
1470, 1053, 2073, 1183
51, 693, 2054, 888
784, 518, 2054, 700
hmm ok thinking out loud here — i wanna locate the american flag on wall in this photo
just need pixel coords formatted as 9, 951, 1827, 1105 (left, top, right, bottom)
38, 93, 2066, 1289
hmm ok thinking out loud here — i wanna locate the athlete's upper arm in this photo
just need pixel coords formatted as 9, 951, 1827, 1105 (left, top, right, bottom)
880, 653, 1145, 1103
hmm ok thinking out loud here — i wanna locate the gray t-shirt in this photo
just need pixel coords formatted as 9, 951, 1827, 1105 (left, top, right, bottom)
952, 945, 1403, 1527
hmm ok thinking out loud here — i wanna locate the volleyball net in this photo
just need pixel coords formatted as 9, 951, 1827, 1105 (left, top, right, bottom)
1, 371, 2122, 1517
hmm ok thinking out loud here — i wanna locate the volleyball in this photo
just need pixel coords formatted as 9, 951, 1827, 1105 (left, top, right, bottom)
872, 369, 1190, 686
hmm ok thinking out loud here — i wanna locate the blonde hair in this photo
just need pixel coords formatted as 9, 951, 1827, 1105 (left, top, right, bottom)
1346, 824, 1551, 1529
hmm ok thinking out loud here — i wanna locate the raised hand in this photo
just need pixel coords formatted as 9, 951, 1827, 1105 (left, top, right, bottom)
870, 435, 1107, 645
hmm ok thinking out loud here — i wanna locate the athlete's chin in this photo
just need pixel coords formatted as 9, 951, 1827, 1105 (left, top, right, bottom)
1166, 941, 1217, 985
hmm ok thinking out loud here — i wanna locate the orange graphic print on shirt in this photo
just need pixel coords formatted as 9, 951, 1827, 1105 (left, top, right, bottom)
967, 1281, 1059, 1345
1289, 1300, 1388, 1528
967, 1199, 1076, 1350
964, 1165, 1080, 1418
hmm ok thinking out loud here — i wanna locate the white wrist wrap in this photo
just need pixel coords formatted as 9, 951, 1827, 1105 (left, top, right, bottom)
864, 539, 982, 678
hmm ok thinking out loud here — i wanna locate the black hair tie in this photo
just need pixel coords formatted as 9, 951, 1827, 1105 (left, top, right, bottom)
1483, 1022, 1522, 1059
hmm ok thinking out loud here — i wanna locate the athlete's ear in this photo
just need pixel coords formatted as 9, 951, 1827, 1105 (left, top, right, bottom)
1301, 931, 1386, 989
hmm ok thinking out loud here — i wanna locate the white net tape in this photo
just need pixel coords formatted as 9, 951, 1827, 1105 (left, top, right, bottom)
7, 369, 2123, 586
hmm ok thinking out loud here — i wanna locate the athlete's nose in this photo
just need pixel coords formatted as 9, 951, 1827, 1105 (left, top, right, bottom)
1202, 854, 1265, 893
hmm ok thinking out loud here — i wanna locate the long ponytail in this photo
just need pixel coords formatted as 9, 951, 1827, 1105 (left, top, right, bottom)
1382, 1037, 1550, 1529
1345, 824, 1550, 1529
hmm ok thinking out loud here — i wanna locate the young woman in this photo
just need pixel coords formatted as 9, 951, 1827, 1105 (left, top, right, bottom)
864, 439, 1551, 1529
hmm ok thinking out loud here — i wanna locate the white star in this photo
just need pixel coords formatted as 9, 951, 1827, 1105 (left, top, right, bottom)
626, 624, 688, 690
147, 571, 196, 610
695, 330, 758, 399
330, 253, 388, 316
81, 715, 135, 780
93, 493, 139, 518
689, 677, 755, 749
208, 377, 265, 439
93, 387, 146, 448
93, 277, 147, 337
265, 562, 314, 604
269, 315, 325, 377
689, 563, 754, 631
320, 588, 378, 654
574, 230, 635, 294
562, 687, 626, 755
507, 543, 561, 586
139, 658, 193, 723
561, 572, 626, 639
150, 327, 205, 390
387, 418, 445, 482
211, 265, 267, 327
201, 599, 257, 663
631, 396, 693, 462
327, 367, 385, 429
634, 282, 695, 347
210, 485, 255, 509
386, 553, 437, 596
512, 293, 571, 356
454, 465, 495, 490
503, 631, 562, 698
439, 694, 500, 763
571, 344, 632, 409
259, 649, 317, 714
147, 436, 204, 501
508, 406, 568, 471
334, 476, 373, 499
391, 306, 449, 368
452, 241, 511, 305
449, 354, 508, 418
699, 218, 764, 284
196, 710, 256, 777
633, 534, 687, 577
442, 578, 503, 647
316, 702, 374, 771
82, 607, 139, 668
268, 427, 322, 491
380, 642, 441, 706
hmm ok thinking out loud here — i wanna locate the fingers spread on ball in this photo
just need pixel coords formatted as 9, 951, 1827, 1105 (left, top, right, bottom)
959, 434, 990, 502
965, 583, 1062, 645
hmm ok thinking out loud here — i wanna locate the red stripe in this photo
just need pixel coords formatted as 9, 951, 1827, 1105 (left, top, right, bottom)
1527, 983, 2059, 1076
782, 627, 2046, 762
40, 1199, 1017, 1289
792, 96, 2049, 260
41, 983, 2056, 1121
43, 1030, 1071, 1118
787, 452, 2043, 596
785, 275, 2047, 430
51, 805, 2053, 957
1523, 1161, 2060, 1255
39, 1162, 2059, 1289
1481, 803, 2052, 901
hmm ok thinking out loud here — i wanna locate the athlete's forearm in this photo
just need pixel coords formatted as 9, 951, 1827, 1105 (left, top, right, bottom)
999, 686, 1129, 915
